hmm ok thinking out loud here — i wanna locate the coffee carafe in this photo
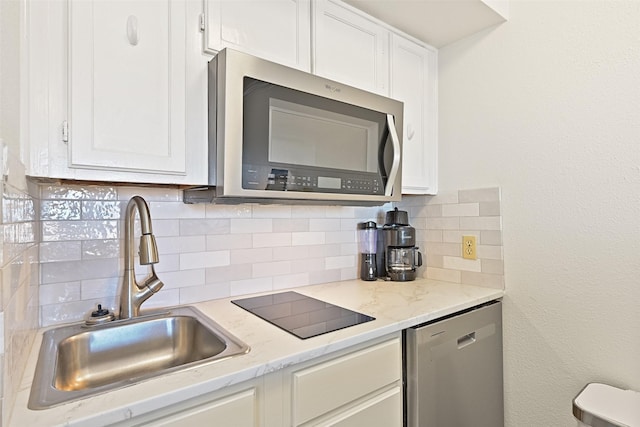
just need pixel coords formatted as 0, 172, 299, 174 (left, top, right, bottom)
383, 208, 423, 281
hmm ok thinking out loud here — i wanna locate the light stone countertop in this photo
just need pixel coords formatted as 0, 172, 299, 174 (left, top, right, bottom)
10, 278, 504, 426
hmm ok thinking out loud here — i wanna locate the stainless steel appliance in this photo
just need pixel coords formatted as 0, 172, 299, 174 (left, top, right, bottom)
383, 208, 422, 281
183, 48, 403, 206
404, 300, 504, 427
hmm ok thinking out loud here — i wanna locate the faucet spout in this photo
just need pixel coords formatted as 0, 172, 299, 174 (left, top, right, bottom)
119, 196, 164, 320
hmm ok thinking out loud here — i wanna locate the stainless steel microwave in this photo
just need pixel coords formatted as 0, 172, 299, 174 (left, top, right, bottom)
184, 48, 403, 205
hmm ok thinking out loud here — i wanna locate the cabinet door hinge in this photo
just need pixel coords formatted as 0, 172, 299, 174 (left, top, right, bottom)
62, 120, 69, 143
199, 14, 205, 32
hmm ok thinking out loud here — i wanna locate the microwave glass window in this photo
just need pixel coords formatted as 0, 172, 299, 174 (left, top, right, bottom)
242, 77, 392, 195
268, 99, 379, 173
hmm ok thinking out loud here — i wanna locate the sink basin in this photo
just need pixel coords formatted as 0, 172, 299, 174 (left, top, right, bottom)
28, 306, 249, 409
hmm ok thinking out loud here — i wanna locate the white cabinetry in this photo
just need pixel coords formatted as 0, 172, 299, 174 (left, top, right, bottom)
391, 34, 438, 194
312, 0, 389, 95
203, 0, 311, 71
285, 334, 402, 426
113, 333, 402, 427
116, 383, 260, 427
24, 0, 207, 185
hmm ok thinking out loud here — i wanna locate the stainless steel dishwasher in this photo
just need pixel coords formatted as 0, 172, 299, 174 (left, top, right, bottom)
404, 300, 503, 427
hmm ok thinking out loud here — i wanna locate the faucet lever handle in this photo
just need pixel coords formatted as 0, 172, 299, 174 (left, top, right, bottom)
139, 234, 159, 265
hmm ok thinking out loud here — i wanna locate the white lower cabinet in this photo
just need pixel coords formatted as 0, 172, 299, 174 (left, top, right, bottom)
113, 333, 401, 427
287, 335, 402, 426
138, 387, 258, 427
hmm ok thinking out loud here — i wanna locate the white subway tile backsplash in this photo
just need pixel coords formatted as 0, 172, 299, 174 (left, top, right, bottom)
160, 269, 206, 289
149, 201, 205, 219
156, 236, 206, 255
309, 218, 341, 231
479, 201, 501, 216
206, 204, 252, 219
252, 261, 291, 278
481, 259, 505, 275
82, 239, 120, 259
118, 187, 182, 202
459, 216, 502, 231
41, 258, 120, 284
252, 232, 291, 248
230, 248, 273, 265
442, 203, 480, 217
272, 273, 310, 290
325, 231, 355, 244
150, 219, 181, 237
80, 277, 120, 300
272, 246, 311, 261
252, 205, 292, 219
180, 251, 230, 270
273, 218, 308, 233
206, 265, 252, 284
81, 201, 122, 220
39, 282, 81, 305
481, 230, 503, 245
443, 256, 482, 272
230, 218, 272, 234
206, 233, 253, 251
325, 255, 355, 270
230, 277, 273, 296
291, 205, 326, 218
292, 231, 325, 246
39, 241, 82, 262
179, 219, 230, 236
426, 267, 462, 283
40, 184, 117, 201
41, 200, 81, 220
33, 183, 504, 333
325, 206, 356, 218
460, 271, 504, 289
179, 284, 230, 304
42, 220, 119, 241
397, 187, 504, 287
426, 217, 460, 230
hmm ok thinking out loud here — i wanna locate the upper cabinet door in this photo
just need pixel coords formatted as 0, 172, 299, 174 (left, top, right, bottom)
69, 0, 186, 175
391, 34, 438, 195
204, 0, 311, 71
312, 0, 389, 96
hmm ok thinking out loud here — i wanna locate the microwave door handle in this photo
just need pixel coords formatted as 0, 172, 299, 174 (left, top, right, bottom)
384, 114, 401, 196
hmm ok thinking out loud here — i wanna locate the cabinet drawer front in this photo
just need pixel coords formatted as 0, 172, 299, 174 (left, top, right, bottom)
143, 388, 257, 427
292, 337, 401, 425
316, 386, 402, 427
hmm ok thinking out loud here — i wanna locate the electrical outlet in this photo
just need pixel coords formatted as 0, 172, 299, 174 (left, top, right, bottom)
462, 235, 477, 260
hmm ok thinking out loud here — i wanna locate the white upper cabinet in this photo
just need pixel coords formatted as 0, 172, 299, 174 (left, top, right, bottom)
312, 0, 389, 95
25, 0, 207, 185
69, 0, 186, 175
204, 0, 311, 71
391, 34, 438, 194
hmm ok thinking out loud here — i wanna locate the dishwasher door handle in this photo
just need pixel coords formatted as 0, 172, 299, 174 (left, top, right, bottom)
457, 332, 476, 349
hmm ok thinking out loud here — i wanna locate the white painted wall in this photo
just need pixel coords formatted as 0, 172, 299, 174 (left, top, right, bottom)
439, 1, 640, 425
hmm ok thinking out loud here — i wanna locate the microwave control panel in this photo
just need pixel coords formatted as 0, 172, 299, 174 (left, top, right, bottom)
242, 165, 383, 195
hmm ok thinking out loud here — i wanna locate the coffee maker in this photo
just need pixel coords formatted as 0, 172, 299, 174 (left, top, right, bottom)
382, 208, 423, 281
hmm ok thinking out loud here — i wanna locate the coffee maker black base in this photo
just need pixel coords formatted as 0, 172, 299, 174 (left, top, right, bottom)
388, 270, 417, 282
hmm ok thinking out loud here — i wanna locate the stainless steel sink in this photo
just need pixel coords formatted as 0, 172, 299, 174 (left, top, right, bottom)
28, 306, 249, 409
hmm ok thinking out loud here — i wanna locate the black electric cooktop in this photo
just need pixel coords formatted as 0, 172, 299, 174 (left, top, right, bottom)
231, 291, 375, 339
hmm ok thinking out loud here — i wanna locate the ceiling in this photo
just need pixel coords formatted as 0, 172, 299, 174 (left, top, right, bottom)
342, 0, 508, 48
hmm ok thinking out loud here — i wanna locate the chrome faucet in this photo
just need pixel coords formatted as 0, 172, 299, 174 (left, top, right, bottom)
118, 196, 164, 320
